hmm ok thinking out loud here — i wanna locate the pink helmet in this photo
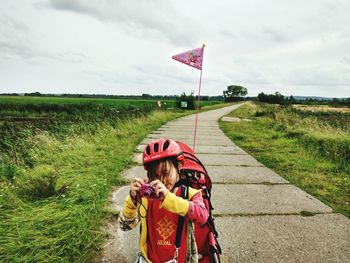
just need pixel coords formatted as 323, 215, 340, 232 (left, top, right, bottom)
143, 138, 184, 168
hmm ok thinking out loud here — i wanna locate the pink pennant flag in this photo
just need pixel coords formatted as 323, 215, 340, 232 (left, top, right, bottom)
172, 47, 204, 70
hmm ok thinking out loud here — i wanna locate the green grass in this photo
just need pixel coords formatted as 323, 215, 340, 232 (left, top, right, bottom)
0, 110, 188, 262
0, 95, 222, 109
219, 102, 350, 218
0, 97, 229, 262
0, 96, 174, 107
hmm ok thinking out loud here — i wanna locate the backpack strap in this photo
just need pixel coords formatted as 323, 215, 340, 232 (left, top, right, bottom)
173, 185, 188, 261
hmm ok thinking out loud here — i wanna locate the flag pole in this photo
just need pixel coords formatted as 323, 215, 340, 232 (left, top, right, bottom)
193, 44, 205, 152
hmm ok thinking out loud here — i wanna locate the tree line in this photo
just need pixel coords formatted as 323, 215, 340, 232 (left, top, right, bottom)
221, 85, 349, 107
257, 92, 350, 107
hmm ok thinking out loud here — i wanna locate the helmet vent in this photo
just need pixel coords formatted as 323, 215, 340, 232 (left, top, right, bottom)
146, 145, 151, 155
154, 143, 159, 152
163, 140, 169, 151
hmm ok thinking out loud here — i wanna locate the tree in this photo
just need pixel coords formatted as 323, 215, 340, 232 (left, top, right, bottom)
288, 95, 296, 103
223, 85, 248, 102
257, 92, 286, 105
142, 93, 152, 98
176, 92, 195, 109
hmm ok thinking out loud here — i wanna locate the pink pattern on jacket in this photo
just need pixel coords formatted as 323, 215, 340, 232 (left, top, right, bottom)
187, 191, 209, 225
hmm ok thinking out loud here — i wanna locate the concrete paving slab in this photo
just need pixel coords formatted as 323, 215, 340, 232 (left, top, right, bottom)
197, 153, 263, 166
164, 123, 219, 127
207, 166, 289, 184
140, 137, 235, 146
153, 135, 229, 141
135, 144, 146, 152
111, 186, 131, 211
156, 131, 223, 136
146, 134, 234, 143
167, 118, 218, 123
222, 116, 241, 122
150, 132, 227, 138
133, 153, 143, 164
216, 214, 350, 263
122, 165, 288, 184
103, 186, 139, 263
122, 165, 146, 181
158, 126, 221, 131
135, 144, 243, 154
161, 126, 220, 131
97, 219, 138, 263
147, 134, 227, 141
133, 151, 256, 165
211, 184, 333, 215
161, 120, 221, 124
190, 145, 243, 154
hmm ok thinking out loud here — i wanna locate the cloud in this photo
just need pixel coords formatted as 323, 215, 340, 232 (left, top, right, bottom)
0, 14, 89, 64
285, 66, 350, 87
322, 0, 345, 11
1, 0, 350, 97
0, 15, 29, 33
47, 0, 205, 46
0, 39, 88, 65
262, 27, 290, 43
341, 57, 350, 70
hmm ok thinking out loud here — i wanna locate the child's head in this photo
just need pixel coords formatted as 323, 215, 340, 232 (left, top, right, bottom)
143, 138, 184, 190
145, 158, 181, 191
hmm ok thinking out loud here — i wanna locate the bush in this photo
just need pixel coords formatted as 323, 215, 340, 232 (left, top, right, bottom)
257, 92, 287, 105
176, 92, 195, 109
16, 165, 58, 199
0, 158, 20, 181
299, 134, 350, 162
255, 110, 276, 119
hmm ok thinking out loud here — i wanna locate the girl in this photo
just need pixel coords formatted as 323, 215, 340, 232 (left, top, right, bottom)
119, 138, 209, 263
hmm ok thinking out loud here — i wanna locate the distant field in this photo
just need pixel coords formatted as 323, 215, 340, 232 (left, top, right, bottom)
220, 102, 350, 218
0, 96, 220, 108
293, 104, 350, 113
0, 95, 175, 109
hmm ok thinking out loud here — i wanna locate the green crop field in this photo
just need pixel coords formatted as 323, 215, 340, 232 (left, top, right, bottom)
0, 95, 221, 108
220, 101, 350, 218
0, 96, 226, 262
0, 96, 173, 106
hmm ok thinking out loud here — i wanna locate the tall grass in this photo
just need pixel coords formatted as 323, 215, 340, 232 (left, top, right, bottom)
0, 97, 189, 262
251, 103, 350, 162
0, 102, 156, 169
0, 110, 190, 262
220, 102, 350, 217
0, 97, 228, 262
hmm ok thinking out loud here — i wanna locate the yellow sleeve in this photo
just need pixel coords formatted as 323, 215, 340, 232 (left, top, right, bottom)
160, 188, 201, 216
121, 194, 138, 219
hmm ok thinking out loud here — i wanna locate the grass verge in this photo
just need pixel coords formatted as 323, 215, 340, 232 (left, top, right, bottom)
0, 101, 232, 262
0, 110, 190, 262
219, 102, 350, 218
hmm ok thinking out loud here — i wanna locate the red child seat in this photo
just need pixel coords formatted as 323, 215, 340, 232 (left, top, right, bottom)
176, 141, 221, 263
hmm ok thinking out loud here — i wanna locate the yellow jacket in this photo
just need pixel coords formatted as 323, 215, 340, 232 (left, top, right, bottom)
119, 187, 201, 262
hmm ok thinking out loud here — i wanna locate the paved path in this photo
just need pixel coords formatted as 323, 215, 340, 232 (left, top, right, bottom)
98, 104, 350, 263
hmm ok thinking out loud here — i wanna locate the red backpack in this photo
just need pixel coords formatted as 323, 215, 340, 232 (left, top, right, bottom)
176, 141, 222, 263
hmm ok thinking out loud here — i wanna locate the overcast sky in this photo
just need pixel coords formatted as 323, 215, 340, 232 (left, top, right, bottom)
1, 0, 349, 97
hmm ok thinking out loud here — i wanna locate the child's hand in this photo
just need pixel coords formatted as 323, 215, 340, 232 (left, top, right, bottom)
150, 180, 169, 201
130, 178, 144, 200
